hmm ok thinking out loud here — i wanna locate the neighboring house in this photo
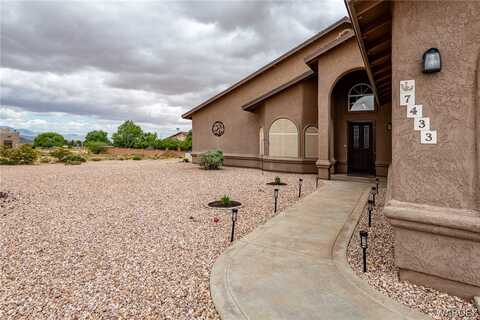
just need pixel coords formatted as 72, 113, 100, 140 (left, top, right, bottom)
0, 128, 21, 148
183, 1, 480, 299
165, 131, 188, 141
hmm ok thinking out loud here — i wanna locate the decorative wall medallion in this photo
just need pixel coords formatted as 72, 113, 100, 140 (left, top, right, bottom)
212, 121, 225, 137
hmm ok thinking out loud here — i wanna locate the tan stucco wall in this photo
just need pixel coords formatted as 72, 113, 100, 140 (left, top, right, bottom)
391, 0, 480, 210
315, 39, 365, 178
331, 70, 392, 176
192, 22, 351, 156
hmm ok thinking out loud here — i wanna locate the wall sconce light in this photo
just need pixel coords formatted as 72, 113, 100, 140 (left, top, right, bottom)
422, 48, 441, 73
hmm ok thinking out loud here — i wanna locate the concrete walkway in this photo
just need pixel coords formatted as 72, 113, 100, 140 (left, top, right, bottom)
210, 180, 430, 320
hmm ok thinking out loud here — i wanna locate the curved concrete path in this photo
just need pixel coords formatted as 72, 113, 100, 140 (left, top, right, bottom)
210, 180, 430, 320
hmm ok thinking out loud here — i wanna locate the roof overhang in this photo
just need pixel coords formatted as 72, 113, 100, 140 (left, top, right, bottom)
182, 16, 351, 120
242, 70, 315, 112
345, 0, 392, 106
304, 29, 355, 69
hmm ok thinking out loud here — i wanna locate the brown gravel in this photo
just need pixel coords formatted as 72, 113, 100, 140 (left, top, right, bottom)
347, 185, 479, 320
0, 160, 317, 319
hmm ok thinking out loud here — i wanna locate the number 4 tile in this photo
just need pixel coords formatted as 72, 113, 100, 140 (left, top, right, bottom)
407, 104, 422, 118
414, 117, 430, 131
421, 130, 437, 144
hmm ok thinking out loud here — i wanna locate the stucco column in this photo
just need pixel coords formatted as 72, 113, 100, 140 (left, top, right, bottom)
316, 66, 333, 179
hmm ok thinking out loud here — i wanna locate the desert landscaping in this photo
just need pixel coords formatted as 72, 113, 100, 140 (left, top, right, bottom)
0, 159, 316, 319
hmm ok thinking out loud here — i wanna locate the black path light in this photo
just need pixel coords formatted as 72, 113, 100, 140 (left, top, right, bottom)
367, 198, 374, 227
375, 178, 379, 195
316, 176, 320, 189
298, 178, 303, 198
274, 188, 279, 213
370, 187, 376, 206
230, 208, 238, 242
360, 230, 369, 273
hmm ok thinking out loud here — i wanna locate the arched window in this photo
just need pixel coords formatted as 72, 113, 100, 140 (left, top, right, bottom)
304, 126, 318, 158
259, 127, 264, 156
348, 83, 374, 111
269, 119, 298, 158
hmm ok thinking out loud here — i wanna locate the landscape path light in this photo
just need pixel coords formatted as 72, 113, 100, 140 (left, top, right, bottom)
360, 230, 369, 273
274, 188, 279, 213
230, 208, 238, 242
370, 187, 376, 206
367, 199, 374, 227
316, 176, 319, 189
298, 178, 303, 198
375, 178, 379, 195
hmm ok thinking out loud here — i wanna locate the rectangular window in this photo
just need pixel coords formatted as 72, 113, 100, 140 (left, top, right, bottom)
353, 126, 359, 149
363, 126, 369, 149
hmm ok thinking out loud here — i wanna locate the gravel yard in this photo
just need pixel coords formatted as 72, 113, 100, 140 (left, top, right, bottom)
0, 160, 317, 319
347, 186, 479, 320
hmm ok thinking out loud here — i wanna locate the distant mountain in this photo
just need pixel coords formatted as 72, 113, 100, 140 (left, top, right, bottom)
0, 126, 85, 142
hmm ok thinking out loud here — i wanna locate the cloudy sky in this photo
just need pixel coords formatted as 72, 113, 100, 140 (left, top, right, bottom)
1, 0, 346, 138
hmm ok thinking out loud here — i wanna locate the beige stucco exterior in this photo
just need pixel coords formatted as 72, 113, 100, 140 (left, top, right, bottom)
184, 1, 479, 299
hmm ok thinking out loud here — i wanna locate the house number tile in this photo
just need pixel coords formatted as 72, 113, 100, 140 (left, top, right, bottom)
421, 130, 437, 144
407, 104, 422, 118
414, 117, 430, 131
400, 80, 415, 106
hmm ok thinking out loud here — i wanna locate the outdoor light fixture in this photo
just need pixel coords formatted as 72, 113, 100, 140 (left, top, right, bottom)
230, 208, 238, 242
367, 199, 374, 227
298, 178, 303, 198
316, 176, 319, 189
360, 230, 369, 273
370, 187, 376, 206
274, 188, 279, 213
422, 48, 441, 73
375, 178, 379, 195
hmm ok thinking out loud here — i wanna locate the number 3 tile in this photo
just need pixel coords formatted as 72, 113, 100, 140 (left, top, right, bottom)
421, 130, 437, 144
414, 117, 430, 131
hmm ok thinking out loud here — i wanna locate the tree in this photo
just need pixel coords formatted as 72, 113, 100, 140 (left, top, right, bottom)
134, 132, 157, 149
33, 132, 66, 148
84, 130, 110, 144
112, 121, 143, 148
180, 130, 192, 151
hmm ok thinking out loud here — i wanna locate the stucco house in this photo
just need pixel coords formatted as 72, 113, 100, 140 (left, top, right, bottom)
165, 131, 189, 141
0, 128, 21, 148
182, 0, 479, 299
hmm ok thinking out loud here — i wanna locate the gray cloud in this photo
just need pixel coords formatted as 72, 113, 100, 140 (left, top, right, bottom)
1, 0, 346, 132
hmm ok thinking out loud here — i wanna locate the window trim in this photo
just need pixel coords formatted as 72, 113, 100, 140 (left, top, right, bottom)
268, 118, 299, 158
303, 125, 318, 159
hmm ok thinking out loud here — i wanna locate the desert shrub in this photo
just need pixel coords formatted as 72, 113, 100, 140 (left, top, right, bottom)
132, 155, 142, 160
85, 141, 107, 154
50, 147, 73, 161
64, 160, 82, 165
90, 157, 102, 161
33, 132, 66, 148
182, 157, 190, 163
180, 130, 192, 151
39, 157, 51, 163
63, 154, 86, 163
220, 195, 232, 206
199, 149, 223, 170
0, 145, 38, 165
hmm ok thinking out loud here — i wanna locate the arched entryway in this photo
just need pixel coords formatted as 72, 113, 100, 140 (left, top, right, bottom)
330, 69, 391, 176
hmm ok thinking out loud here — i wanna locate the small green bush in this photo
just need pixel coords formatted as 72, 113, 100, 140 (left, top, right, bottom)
220, 195, 232, 206
85, 141, 108, 154
50, 147, 73, 161
63, 154, 86, 163
90, 157, 102, 161
0, 145, 38, 165
132, 155, 142, 160
199, 149, 223, 170
64, 160, 82, 165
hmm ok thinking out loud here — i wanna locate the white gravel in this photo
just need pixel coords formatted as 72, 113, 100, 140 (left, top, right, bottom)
0, 160, 317, 319
347, 185, 479, 320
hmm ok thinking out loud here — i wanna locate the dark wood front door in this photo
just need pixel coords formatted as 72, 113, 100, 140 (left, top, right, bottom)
348, 122, 374, 175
